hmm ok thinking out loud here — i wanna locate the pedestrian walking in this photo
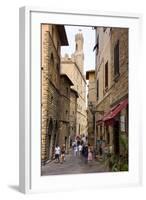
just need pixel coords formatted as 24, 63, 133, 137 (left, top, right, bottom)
84, 145, 88, 164
72, 141, 76, 150
88, 147, 93, 165
78, 144, 82, 156
60, 144, 66, 164
99, 145, 102, 156
55, 144, 61, 163
74, 145, 78, 157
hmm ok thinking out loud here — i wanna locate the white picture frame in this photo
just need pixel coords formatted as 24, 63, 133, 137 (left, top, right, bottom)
19, 6, 143, 194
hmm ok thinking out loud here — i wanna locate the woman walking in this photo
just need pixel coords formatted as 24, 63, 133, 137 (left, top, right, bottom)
60, 144, 66, 164
88, 146, 93, 165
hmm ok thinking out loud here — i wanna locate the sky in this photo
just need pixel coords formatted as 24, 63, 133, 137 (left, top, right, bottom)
61, 25, 96, 74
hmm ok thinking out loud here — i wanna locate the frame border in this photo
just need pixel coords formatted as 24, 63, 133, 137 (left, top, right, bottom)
19, 6, 143, 194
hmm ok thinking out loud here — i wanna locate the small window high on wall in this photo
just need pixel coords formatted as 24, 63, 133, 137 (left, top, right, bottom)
96, 79, 99, 100
114, 40, 120, 76
105, 61, 108, 88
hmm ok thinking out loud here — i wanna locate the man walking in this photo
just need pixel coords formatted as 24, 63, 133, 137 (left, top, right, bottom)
55, 144, 60, 163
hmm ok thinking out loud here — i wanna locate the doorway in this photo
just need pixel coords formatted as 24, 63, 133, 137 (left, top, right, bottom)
113, 120, 120, 155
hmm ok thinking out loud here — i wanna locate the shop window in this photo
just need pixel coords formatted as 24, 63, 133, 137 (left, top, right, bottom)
106, 126, 110, 144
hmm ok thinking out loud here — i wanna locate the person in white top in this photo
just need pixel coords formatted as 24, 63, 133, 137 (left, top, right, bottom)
74, 145, 78, 157
78, 144, 82, 156
55, 144, 61, 163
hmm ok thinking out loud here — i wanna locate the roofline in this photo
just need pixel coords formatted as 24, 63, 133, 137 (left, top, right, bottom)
86, 70, 95, 80
60, 74, 74, 86
70, 88, 79, 98
56, 25, 68, 46
61, 59, 87, 84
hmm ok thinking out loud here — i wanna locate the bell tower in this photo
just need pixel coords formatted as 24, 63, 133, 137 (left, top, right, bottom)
74, 32, 84, 74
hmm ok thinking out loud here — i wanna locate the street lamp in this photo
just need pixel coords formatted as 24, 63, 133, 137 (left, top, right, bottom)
88, 102, 104, 150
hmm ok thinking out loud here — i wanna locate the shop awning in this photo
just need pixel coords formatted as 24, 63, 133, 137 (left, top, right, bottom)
103, 98, 128, 122
96, 119, 103, 125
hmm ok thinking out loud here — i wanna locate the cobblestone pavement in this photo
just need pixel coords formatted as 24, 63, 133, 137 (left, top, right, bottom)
41, 150, 109, 176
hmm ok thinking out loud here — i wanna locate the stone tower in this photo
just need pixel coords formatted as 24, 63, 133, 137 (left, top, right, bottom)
74, 32, 84, 74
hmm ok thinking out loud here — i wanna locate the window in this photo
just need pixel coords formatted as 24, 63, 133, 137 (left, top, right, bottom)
96, 79, 99, 100
114, 40, 120, 76
103, 27, 107, 32
51, 96, 53, 104
105, 62, 108, 88
50, 53, 54, 67
66, 87, 68, 95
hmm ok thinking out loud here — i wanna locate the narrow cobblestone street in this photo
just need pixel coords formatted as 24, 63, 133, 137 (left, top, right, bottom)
41, 149, 109, 176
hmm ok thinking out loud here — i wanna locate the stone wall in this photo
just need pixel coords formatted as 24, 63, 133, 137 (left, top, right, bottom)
95, 27, 128, 155
59, 75, 72, 152
61, 57, 87, 136
41, 24, 61, 164
110, 28, 128, 105
70, 89, 78, 141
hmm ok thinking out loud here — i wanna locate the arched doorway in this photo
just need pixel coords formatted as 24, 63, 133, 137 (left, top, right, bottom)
51, 120, 58, 158
47, 118, 53, 160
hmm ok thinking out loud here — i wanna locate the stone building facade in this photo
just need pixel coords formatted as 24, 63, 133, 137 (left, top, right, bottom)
69, 88, 79, 143
109, 28, 128, 156
86, 70, 96, 146
94, 27, 113, 152
41, 24, 68, 165
94, 27, 128, 157
59, 74, 73, 153
61, 32, 87, 137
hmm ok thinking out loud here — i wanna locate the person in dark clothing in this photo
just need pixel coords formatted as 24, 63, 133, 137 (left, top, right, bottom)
82, 145, 85, 156
84, 145, 88, 164
99, 145, 102, 156
77, 140, 81, 146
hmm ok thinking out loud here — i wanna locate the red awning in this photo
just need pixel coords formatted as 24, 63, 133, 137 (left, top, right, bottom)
103, 98, 128, 122
96, 119, 103, 125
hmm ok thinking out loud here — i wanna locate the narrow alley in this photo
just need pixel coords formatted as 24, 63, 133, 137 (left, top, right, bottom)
41, 149, 109, 176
